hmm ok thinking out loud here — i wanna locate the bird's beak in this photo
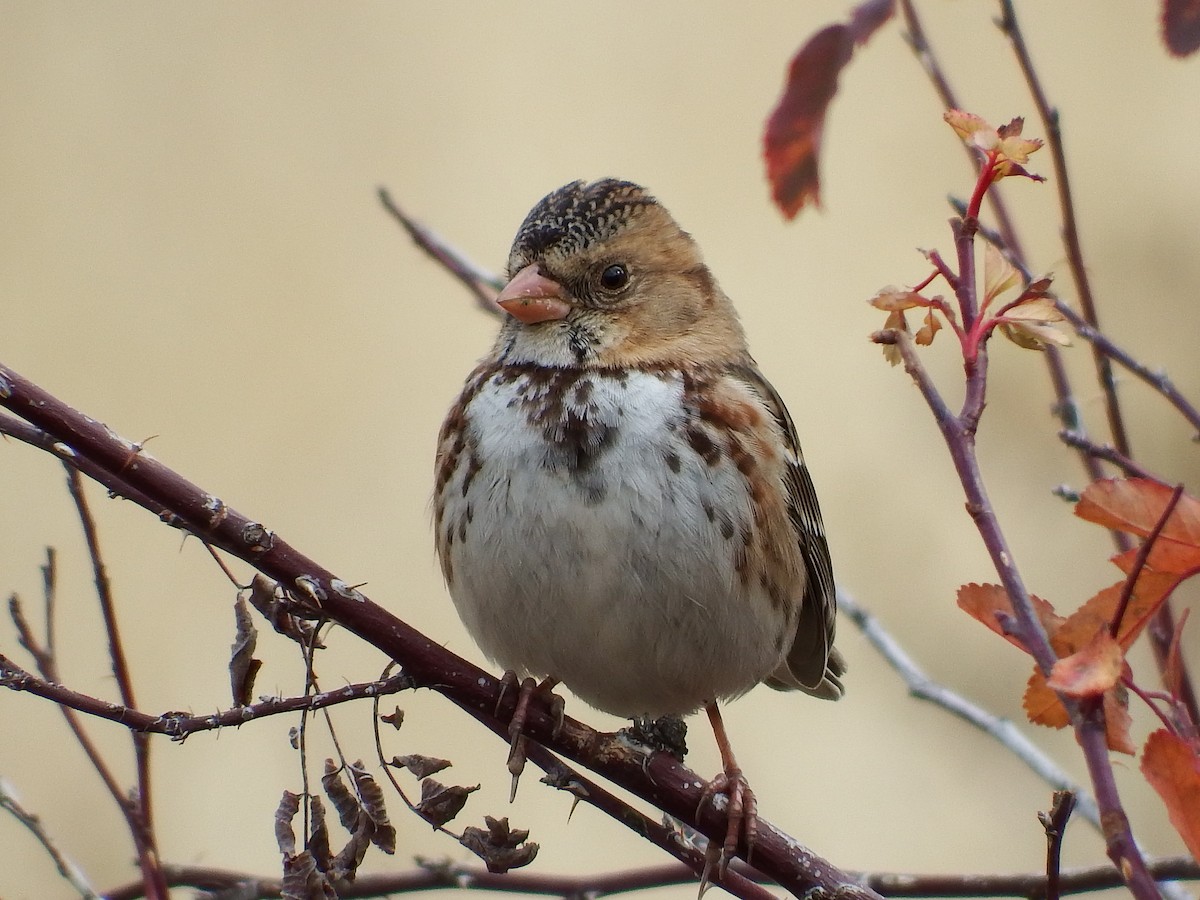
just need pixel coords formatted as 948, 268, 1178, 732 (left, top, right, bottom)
496, 264, 571, 324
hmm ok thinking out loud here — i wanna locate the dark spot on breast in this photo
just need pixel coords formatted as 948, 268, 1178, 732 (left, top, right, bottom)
664, 451, 681, 473
719, 514, 736, 540
702, 501, 715, 522
686, 425, 722, 466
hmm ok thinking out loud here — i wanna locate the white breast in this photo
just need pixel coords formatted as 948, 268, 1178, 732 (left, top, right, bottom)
438, 367, 793, 717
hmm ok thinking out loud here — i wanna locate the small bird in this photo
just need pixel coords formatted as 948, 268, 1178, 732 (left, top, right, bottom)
434, 179, 844, 869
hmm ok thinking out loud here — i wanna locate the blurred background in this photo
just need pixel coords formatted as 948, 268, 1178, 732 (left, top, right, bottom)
2, 3, 1198, 897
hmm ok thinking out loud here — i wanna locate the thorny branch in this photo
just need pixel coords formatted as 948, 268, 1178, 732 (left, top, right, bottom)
0, 361, 876, 900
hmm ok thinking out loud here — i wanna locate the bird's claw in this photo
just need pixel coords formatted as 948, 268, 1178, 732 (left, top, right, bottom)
697, 766, 757, 877
498, 673, 562, 801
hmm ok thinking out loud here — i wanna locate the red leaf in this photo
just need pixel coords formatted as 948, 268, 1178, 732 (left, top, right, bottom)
763, 1, 894, 219
763, 25, 852, 218
1142, 729, 1200, 861
1163, 0, 1200, 57
1075, 479, 1200, 573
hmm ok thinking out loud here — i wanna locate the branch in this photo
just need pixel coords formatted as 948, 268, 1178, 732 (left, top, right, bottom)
100, 855, 1200, 900
997, 0, 1132, 462
377, 187, 504, 315
0, 361, 878, 900
1057, 431, 1166, 484
0, 658, 415, 739
1054, 301, 1200, 441
1, 777, 99, 899
837, 589, 1101, 830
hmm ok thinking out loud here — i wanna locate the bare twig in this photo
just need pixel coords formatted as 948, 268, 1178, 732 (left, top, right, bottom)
1039, 790, 1077, 900
63, 468, 167, 898
377, 187, 504, 315
0, 778, 98, 899
1057, 431, 1166, 484
0, 657, 414, 739
996, 0, 1132, 462
837, 589, 1101, 829
1055, 301, 1200, 441
100, 854, 1200, 900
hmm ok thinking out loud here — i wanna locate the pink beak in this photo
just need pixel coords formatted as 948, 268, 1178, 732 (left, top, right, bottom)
496, 264, 571, 324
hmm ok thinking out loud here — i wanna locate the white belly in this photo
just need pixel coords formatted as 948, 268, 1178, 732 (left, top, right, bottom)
437, 367, 793, 717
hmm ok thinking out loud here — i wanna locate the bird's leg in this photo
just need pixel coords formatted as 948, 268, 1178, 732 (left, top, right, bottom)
499, 673, 562, 801
697, 700, 757, 876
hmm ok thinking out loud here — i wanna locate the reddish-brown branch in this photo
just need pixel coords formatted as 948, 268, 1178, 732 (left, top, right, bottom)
996, 0, 1132, 463
100, 855, 1200, 900
872, 328, 1157, 899
0, 361, 877, 900
1110, 484, 1185, 640
63, 468, 167, 899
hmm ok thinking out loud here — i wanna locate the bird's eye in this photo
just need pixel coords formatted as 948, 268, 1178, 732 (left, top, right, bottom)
599, 263, 629, 291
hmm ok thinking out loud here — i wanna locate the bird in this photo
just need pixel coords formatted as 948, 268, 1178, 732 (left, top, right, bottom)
433, 178, 844, 872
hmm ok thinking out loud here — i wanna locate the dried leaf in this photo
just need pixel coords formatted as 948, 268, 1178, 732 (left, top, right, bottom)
880, 309, 907, 366
308, 795, 331, 872
329, 814, 372, 884
1046, 629, 1125, 698
247, 575, 325, 649
322, 760, 362, 834
392, 754, 453, 779
956, 583, 1065, 652
1142, 729, 1200, 860
914, 309, 941, 346
281, 850, 336, 900
869, 286, 929, 311
944, 109, 994, 145
379, 707, 404, 729
230, 594, 261, 707
983, 243, 1021, 305
276, 790, 301, 857
347, 762, 396, 854
1105, 687, 1137, 756
999, 296, 1065, 325
416, 778, 479, 828
999, 320, 1070, 350
1163, 0, 1200, 57
460, 816, 539, 874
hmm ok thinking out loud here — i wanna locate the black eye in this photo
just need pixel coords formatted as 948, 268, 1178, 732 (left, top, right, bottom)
599, 263, 629, 291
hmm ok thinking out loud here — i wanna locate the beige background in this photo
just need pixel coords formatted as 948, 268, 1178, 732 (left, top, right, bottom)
2, 4, 1199, 898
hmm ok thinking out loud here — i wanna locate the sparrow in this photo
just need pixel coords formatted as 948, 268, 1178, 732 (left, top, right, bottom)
433, 178, 844, 871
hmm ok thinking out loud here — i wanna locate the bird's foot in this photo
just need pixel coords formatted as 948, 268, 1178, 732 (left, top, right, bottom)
697, 764, 757, 879
497, 672, 562, 801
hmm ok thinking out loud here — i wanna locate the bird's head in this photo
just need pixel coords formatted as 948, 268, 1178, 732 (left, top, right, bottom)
493, 179, 748, 368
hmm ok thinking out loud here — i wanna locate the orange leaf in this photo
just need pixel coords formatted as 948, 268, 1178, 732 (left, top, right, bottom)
1105, 687, 1137, 756
1076, 479, 1200, 572
1025, 671, 1135, 754
1024, 669, 1070, 729
956, 583, 1064, 652
763, 0, 893, 218
914, 309, 941, 346
868, 287, 929, 311
1142, 729, 1200, 861
1046, 630, 1124, 697
1053, 572, 1182, 655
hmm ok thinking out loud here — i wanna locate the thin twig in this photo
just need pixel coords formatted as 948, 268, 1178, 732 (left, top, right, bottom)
1109, 484, 1185, 639
1039, 790, 1077, 900
1057, 431, 1166, 484
63, 467, 166, 899
1055, 301, 1200, 441
377, 187, 504, 315
837, 589, 1101, 829
997, 0, 1132, 462
0, 778, 99, 899
100, 854, 1200, 900
0, 656, 414, 739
